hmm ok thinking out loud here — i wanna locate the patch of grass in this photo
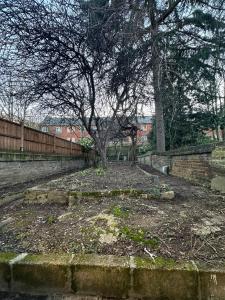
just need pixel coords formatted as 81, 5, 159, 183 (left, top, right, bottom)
111, 205, 130, 218
95, 167, 106, 176
120, 226, 159, 248
46, 215, 57, 225
79, 169, 91, 176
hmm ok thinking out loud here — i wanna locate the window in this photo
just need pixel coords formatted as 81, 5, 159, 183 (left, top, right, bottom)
41, 126, 48, 132
55, 127, 62, 134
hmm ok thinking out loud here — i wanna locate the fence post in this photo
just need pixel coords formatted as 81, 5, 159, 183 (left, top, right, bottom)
20, 121, 24, 152
70, 139, 72, 156
53, 135, 56, 153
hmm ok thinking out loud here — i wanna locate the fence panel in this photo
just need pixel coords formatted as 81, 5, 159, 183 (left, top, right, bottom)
0, 117, 84, 156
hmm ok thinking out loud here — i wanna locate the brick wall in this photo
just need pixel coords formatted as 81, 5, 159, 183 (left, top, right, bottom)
170, 153, 212, 184
138, 144, 225, 189
0, 152, 90, 190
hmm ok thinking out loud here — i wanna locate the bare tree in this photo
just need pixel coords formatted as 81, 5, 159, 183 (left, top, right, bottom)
0, 0, 148, 166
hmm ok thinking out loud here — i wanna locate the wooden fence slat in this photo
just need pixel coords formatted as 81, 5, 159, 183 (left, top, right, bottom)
0, 117, 83, 156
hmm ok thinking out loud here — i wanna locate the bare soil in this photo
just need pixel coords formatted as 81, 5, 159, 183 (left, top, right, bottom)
1, 162, 225, 266
36, 162, 158, 192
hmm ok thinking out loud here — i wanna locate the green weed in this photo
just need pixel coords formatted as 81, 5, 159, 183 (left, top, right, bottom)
46, 215, 57, 225
95, 167, 106, 176
111, 205, 130, 218
120, 226, 159, 248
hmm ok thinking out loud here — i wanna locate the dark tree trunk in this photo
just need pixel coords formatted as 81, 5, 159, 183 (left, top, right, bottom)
99, 148, 107, 168
130, 134, 137, 165
151, 31, 166, 153
95, 140, 108, 168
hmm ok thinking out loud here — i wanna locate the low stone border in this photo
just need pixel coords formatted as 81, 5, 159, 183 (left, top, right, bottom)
24, 187, 175, 205
0, 252, 224, 299
0, 192, 24, 208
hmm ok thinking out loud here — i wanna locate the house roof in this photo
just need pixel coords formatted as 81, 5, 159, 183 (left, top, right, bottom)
42, 115, 153, 126
41, 117, 82, 126
137, 116, 153, 124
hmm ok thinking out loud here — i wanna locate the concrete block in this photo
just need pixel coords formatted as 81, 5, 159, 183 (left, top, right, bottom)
71, 254, 130, 298
198, 264, 225, 300
36, 193, 48, 203
132, 257, 198, 300
160, 191, 175, 200
48, 190, 68, 204
0, 253, 17, 291
211, 176, 225, 193
12, 254, 72, 294
211, 147, 225, 159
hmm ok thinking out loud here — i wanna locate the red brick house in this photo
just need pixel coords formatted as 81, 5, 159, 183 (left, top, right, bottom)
40, 116, 153, 144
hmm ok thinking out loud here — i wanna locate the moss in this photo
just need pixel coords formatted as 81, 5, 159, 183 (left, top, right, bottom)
83, 191, 103, 197
0, 252, 17, 262
21, 253, 71, 265
69, 188, 159, 200
69, 191, 103, 198
135, 256, 177, 269
120, 226, 159, 248
109, 190, 124, 196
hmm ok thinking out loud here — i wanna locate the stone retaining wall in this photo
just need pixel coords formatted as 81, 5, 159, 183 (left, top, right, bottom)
0, 152, 90, 190
138, 144, 225, 192
0, 252, 225, 299
170, 153, 212, 184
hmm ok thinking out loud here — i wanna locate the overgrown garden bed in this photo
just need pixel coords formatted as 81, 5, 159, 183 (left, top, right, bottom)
0, 163, 225, 265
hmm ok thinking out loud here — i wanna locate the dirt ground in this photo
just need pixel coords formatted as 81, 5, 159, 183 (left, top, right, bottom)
35, 162, 159, 192
1, 162, 225, 266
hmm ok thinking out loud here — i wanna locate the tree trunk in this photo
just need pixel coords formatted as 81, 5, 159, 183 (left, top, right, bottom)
151, 29, 166, 152
97, 143, 107, 168
130, 127, 137, 165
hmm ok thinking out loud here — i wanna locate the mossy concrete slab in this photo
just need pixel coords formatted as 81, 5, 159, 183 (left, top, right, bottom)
131, 257, 198, 300
25, 188, 68, 204
47, 190, 68, 204
0, 253, 17, 291
198, 263, 225, 300
25, 187, 163, 206
1, 252, 225, 299
211, 176, 225, 193
24, 187, 49, 203
71, 254, 130, 298
12, 253, 72, 294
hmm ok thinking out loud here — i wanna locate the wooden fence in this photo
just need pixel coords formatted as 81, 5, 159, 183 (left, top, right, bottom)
0, 117, 83, 156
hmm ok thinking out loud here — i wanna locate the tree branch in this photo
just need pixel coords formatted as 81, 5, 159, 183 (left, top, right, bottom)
156, 0, 183, 25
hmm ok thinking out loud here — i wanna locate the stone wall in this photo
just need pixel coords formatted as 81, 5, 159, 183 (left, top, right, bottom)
138, 144, 225, 191
0, 152, 89, 190
151, 154, 171, 174
1, 252, 225, 299
170, 153, 212, 184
